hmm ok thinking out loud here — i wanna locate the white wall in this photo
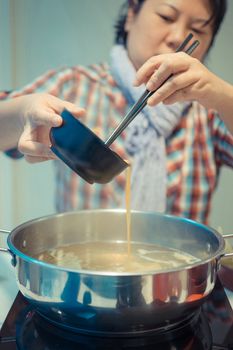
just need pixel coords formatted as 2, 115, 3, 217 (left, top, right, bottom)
0, 0, 232, 232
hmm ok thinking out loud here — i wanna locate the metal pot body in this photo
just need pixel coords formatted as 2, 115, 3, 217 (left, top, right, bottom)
7, 210, 224, 335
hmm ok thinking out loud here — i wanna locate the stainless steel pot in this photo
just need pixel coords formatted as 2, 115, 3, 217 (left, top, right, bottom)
1, 209, 233, 336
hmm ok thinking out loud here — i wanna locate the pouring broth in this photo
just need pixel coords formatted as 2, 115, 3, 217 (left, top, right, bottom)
35, 162, 200, 272
36, 242, 200, 272
125, 164, 131, 256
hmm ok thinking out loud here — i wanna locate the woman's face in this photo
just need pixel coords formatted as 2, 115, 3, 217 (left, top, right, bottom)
125, 0, 214, 69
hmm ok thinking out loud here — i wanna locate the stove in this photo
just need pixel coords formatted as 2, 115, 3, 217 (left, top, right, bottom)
0, 278, 233, 349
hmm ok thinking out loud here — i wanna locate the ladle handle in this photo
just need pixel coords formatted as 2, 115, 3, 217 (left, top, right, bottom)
222, 233, 233, 258
0, 228, 11, 253
0, 229, 16, 266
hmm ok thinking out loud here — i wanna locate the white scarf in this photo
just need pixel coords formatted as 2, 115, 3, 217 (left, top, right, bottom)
110, 45, 190, 212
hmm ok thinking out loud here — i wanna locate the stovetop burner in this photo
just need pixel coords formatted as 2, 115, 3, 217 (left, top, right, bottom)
15, 306, 211, 350
1, 278, 233, 350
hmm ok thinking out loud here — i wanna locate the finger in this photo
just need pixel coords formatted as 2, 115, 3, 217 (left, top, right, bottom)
134, 56, 162, 86
29, 110, 63, 127
163, 85, 194, 105
51, 96, 86, 118
146, 65, 174, 92
45, 94, 86, 120
146, 53, 190, 91
18, 138, 56, 159
147, 72, 196, 106
63, 102, 86, 118
24, 155, 54, 164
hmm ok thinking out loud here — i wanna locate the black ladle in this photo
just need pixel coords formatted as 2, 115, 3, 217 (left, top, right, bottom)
50, 34, 199, 184
50, 109, 128, 184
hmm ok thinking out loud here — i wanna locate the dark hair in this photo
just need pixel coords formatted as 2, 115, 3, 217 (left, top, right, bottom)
114, 0, 227, 51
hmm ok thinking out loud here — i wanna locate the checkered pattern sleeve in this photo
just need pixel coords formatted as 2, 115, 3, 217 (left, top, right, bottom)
0, 91, 23, 158
5, 67, 77, 100
209, 110, 233, 168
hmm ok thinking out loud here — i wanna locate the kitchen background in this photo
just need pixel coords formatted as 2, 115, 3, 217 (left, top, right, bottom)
0, 0, 233, 325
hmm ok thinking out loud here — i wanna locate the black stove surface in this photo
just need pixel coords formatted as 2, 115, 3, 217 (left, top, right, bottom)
0, 278, 233, 350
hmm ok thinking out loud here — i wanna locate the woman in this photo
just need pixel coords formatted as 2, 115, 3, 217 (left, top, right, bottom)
4, 0, 232, 224
132, 1, 233, 134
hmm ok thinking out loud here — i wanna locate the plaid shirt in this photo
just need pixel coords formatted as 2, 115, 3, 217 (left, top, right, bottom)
0, 91, 23, 159
5, 64, 233, 224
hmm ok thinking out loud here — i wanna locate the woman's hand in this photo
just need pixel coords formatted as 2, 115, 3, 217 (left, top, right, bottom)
134, 52, 233, 133
134, 52, 220, 108
17, 93, 85, 163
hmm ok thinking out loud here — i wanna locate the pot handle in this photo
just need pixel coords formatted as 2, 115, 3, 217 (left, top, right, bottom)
0, 229, 16, 266
221, 234, 233, 258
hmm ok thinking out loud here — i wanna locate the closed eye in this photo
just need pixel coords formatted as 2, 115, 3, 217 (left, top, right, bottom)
191, 28, 205, 35
158, 14, 174, 23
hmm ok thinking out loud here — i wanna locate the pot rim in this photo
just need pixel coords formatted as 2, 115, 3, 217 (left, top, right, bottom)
7, 209, 225, 276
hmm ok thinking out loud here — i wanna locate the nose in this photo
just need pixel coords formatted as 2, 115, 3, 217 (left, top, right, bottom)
165, 24, 190, 51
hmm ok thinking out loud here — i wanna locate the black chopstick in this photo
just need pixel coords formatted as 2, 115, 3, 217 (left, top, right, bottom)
175, 33, 194, 52
105, 34, 200, 146
185, 40, 200, 55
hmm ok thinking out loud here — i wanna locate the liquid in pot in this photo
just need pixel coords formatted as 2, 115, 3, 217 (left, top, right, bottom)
35, 164, 200, 273
36, 242, 200, 272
